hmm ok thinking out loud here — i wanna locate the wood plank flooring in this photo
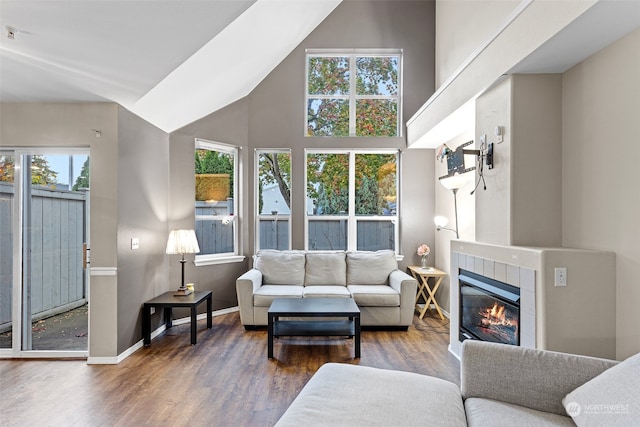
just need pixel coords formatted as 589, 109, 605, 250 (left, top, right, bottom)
0, 311, 459, 427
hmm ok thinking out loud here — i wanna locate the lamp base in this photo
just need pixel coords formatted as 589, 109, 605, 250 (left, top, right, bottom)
174, 287, 193, 296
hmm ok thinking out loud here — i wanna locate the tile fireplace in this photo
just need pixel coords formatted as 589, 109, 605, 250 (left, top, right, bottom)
449, 241, 616, 360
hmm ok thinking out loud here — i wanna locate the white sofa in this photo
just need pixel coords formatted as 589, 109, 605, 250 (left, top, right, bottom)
276, 340, 639, 427
235, 250, 417, 329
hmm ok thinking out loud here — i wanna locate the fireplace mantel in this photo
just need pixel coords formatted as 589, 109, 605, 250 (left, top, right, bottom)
449, 241, 616, 360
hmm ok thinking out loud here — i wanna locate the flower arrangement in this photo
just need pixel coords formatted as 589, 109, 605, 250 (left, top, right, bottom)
417, 244, 431, 268
417, 244, 430, 257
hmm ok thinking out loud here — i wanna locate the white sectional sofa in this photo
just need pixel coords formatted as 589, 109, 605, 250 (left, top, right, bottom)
235, 250, 417, 329
276, 340, 639, 427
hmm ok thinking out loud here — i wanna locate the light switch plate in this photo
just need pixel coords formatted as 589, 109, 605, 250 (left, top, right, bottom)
554, 267, 567, 287
131, 237, 140, 250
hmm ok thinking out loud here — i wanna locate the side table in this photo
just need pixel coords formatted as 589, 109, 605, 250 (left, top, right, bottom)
407, 266, 447, 320
142, 290, 212, 345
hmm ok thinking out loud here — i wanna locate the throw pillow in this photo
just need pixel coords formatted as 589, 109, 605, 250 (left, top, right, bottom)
255, 250, 306, 286
562, 352, 640, 427
346, 250, 397, 285
305, 252, 347, 286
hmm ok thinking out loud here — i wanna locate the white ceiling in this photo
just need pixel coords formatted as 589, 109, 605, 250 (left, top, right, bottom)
508, 0, 640, 75
2, 0, 638, 134
0, 0, 341, 132
408, 0, 640, 149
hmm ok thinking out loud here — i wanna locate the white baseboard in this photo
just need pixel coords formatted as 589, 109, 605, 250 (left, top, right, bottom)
87, 306, 240, 365
415, 303, 451, 319
448, 344, 462, 361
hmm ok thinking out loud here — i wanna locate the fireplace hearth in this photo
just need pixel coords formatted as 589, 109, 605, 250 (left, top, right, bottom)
459, 269, 520, 346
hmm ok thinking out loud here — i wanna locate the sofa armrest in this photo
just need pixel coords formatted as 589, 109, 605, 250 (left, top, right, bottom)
460, 340, 618, 416
236, 269, 263, 325
389, 270, 417, 325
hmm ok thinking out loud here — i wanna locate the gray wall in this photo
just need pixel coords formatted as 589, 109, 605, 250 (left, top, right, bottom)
170, 99, 251, 311
562, 29, 640, 360
169, 0, 437, 308
475, 74, 563, 247
116, 106, 170, 354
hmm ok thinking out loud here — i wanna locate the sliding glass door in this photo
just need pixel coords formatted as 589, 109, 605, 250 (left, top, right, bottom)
0, 154, 15, 350
0, 150, 90, 357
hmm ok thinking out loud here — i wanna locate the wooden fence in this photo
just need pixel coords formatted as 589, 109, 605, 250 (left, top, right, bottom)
259, 218, 289, 250
308, 218, 395, 251
0, 182, 87, 329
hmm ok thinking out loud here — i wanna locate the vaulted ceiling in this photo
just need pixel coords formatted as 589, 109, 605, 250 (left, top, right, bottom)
0, 0, 341, 132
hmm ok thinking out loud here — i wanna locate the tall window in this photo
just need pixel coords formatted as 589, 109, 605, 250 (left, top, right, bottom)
194, 139, 239, 262
305, 49, 402, 137
305, 150, 399, 252
256, 149, 291, 250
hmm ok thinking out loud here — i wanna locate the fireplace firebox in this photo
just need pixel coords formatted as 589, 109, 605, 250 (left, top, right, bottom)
459, 269, 520, 346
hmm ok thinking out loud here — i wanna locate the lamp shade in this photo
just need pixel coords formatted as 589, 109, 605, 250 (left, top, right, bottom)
439, 172, 468, 190
434, 216, 449, 228
166, 229, 200, 255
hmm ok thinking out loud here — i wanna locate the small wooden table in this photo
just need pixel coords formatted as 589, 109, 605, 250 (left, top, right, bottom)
407, 266, 447, 320
142, 290, 212, 346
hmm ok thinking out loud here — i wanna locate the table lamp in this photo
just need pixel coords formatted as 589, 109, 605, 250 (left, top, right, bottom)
166, 229, 200, 296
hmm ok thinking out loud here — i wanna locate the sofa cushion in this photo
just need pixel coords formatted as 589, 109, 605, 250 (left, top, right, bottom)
465, 398, 575, 427
254, 285, 303, 307
275, 363, 467, 427
305, 252, 346, 286
562, 352, 640, 427
255, 250, 306, 286
303, 286, 351, 298
346, 250, 397, 285
461, 340, 617, 416
348, 285, 400, 306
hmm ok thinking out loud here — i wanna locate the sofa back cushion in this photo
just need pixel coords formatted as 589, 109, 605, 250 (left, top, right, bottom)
305, 252, 347, 286
255, 250, 306, 286
346, 250, 397, 285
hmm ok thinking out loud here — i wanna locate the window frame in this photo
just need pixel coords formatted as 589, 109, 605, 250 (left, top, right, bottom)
305, 49, 403, 137
194, 139, 243, 266
255, 149, 292, 251
304, 149, 400, 253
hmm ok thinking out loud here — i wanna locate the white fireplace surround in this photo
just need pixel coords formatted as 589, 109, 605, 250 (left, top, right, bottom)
449, 241, 617, 360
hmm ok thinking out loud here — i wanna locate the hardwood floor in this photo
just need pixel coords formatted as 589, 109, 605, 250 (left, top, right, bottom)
0, 311, 459, 427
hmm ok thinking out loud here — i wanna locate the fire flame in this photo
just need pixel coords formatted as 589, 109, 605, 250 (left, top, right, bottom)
480, 302, 512, 327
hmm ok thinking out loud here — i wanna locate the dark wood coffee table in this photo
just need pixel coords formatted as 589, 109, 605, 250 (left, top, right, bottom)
267, 297, 360, 359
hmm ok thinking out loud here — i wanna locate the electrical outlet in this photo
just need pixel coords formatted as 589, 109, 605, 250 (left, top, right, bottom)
554, 267, 567, 287
131, 237, 140, 250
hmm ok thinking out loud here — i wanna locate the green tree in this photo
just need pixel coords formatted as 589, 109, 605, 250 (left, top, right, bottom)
307, 153, 349, 214
73, 158, 90, 190
0, 155, 58, 186
258, 152, 291, 210
306, 55, 398, 137
30, 155, 58, 186
307, 153, 396, 216
355, 175, 379, 215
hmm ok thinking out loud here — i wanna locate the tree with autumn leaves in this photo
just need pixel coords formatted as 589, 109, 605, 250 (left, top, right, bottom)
307, 153, 396, 216
256, 152, 396, 217
0, 155, 58, 186
306, 55, 399, 137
